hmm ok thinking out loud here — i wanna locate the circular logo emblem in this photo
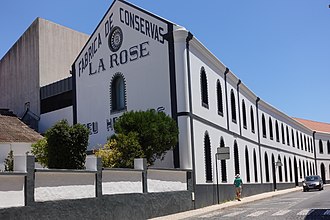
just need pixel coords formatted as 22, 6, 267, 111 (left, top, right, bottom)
108, 26, 123, 52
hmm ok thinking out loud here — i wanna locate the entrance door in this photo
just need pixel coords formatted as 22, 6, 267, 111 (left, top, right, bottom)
294, 157, 298, 186
321, 163, 326, 184
272, 154, 276, 190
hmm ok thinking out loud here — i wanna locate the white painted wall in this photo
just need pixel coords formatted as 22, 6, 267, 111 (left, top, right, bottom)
0, 143, 32, 171
102, 170, 142, 195
39, 106, 73, 133
147, 169, 187, 192
0, 175, 25, 208
75, 1, 171, 152
35, 172, 95, 201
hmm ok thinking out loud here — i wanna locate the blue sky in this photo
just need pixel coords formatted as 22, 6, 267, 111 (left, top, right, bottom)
1, 0, 329, 123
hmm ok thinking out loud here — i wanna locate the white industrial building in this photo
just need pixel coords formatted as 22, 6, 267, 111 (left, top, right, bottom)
1, 0, 330, 208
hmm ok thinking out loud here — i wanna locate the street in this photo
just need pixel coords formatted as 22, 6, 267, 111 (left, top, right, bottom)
185, 186, 330, 219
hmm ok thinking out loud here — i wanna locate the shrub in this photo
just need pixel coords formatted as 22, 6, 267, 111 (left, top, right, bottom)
95, 132, 143, 168
31, 138, 48, 167
46, 120, 89, 169
113, 109, 178, 166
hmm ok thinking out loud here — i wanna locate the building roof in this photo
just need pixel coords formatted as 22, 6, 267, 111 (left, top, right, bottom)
0, 115, 43, 143
293, 118, 330, 134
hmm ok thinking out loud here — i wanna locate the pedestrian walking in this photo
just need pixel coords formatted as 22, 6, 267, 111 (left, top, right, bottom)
234, 174, 243, 201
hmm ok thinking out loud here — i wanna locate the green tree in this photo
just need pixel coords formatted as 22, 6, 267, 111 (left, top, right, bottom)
113, 109, 179, 165
31, 138, 48, 167
46, 120, 89, 169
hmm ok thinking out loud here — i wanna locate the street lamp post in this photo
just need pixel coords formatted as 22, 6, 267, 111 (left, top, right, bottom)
215, 153, 219, 204
274, 159, 283, 191
215, 147, 230, 204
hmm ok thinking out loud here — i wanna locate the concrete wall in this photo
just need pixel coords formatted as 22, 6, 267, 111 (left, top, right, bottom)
0, 191, 193, 220
35, 171, 96, 202
38, 18, 88, 87
0, 18, 88, 117
0, 175, 25, 208
0, 18, 40, 117
39, 106, 73, 133
0, 156, 193, 219
194, 182, 296, 209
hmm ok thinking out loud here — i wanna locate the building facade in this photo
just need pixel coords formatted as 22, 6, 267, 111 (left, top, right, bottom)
69, 0, 330, 208
1, 0, 329, 209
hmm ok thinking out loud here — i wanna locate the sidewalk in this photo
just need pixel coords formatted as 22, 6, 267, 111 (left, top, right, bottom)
150, 186, 304, 220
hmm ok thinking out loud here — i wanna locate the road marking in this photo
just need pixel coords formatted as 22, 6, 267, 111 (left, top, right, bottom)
297, 209, 313, 216
272, 210, 291, 216
323, 210, 330, 215
246, 210, 268, 216
222, 210, 247, 217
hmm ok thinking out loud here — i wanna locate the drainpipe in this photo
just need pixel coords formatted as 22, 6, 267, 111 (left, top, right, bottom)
186, 31, 196, 208
313, 131, 317, 174
237, 80, 242, 136
224, 68, 230, 131
256, 97, 263, 183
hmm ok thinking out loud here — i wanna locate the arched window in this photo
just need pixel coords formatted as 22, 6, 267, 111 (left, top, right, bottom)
110, 73, 126, 112
307, 138, 310, 152
200, 67, 209, 108
245, 147, 250, 182
269, 117, 273, 140
272, 154, 276, 184
286, 126, 290, 146
204, 132, 212, 182
296, 131, 300, 149
275, 121, 279, 142
327, 141, 330, 154
289, 158, 293, 182
231, 90, 237, 123
234, 141, 240, 175
220, 137, 227, 182
284, 157, 288, 182
319, 140, 324, 154
299, 160, 302, 179
250, 107, 255, 133
306, 162, 309, 176
242, 100, 247, 129
253, 149, 258, 182
291, 129, 295, 147
303, 160, 306, 178
278, 156, 283, 182
310, 138, 313, 153
265, 152, 270, 182
281, 124, 285, 144
262, 114, 266, 138
216, 80, 223, 116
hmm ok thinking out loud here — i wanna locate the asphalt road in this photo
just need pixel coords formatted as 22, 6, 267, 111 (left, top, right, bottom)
185, 187, 330, 219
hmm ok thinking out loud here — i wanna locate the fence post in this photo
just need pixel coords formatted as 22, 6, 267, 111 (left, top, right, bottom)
186, 170, 193, 191
134, 158, 147, 193
96, 157, 102, 197
14, 155, 35, 206
86, 156, 102, 197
